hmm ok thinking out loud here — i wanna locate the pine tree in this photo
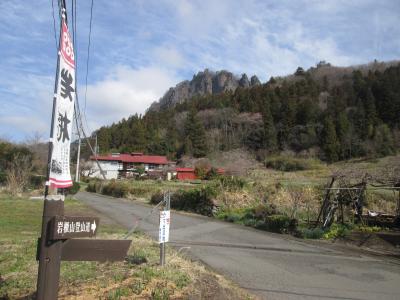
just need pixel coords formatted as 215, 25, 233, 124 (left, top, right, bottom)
184, 110, 207, 157
373, 124, 395, 157
336, 112, 351, 159
322, 116, 340, 162
262, 101, 277, 151
364, 88, 378, 138
131, 121, 146, 152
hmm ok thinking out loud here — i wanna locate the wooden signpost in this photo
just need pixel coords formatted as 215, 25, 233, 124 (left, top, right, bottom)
36, 196, 131, 299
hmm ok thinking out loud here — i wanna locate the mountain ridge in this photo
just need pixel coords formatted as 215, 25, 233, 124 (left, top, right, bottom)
149, 69, 261, 111
148, 60, 399, 112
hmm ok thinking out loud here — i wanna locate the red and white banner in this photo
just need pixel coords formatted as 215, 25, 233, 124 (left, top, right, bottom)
49, 16, 75, 188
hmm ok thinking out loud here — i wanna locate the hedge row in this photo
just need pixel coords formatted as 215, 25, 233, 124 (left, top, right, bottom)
216, 204, 296, 233
150, 186, 217, 216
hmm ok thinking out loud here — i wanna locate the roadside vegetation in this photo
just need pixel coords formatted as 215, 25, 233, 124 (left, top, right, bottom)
0, 192, 252, 299
85, 154, 400, 242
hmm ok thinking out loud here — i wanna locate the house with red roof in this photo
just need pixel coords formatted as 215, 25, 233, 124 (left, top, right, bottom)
88, 152, 170, 179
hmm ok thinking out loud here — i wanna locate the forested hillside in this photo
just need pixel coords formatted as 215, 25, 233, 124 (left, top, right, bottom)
93, 61, 400, 163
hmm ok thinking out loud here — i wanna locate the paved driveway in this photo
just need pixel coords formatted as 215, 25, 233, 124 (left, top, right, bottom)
75, 192, 400, 300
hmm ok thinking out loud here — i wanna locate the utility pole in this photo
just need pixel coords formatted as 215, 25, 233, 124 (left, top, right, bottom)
75, 134, 81, 182
95, 134, 98, 155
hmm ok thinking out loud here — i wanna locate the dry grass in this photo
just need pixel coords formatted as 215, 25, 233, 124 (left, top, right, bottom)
216, 190, 258, 210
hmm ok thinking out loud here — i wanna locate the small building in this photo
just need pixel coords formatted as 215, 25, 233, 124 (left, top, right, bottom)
176, 168, 197, 180
175, 167, 225, 181
88, 152, 169, 180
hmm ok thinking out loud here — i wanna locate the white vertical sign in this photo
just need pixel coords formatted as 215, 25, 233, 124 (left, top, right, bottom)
159, 210, 170, 243
49, 15, 75, 189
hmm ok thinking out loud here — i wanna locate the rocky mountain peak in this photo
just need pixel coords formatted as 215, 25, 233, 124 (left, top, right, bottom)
250, 75, 261, 86
239, 74, 250, 88
149, 69, 263, 111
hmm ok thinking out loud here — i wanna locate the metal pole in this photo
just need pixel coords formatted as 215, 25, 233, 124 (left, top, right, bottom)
159, 193, 166, 266
159, 191, 170, 266
165, 191, 170, 264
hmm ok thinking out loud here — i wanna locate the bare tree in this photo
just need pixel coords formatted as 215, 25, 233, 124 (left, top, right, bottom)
6, 153, 33, 196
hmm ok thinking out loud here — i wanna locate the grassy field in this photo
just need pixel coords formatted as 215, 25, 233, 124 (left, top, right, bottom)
0, 193, 253, 299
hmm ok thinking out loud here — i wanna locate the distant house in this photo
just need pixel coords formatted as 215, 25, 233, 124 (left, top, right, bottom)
88, 152, 169, 180
176, 168, 197, 180
175, 167, 225, 181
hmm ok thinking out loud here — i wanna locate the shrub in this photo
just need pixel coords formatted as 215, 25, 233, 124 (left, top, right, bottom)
150, 192, 163, 205
301, 228, 325, 239
322, 223, 352, 239
265, 156, 322, 171
29, 175, 45, 189
217, 207, 294, 234
68, 181, 80, 195
150, 186, 217, 216
256, 215, 292, 233
248, 204, 277, 220
217, 176, 247, 191
101, 180, 129, 198
0, 171, 6, 184
86, 181, 96, 192
86, 179, 103, 193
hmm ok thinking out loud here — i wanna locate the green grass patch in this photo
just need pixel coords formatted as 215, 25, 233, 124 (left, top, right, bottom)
216, 206, 295, 234
0, 193, 196, 299
265, 156, 324, 172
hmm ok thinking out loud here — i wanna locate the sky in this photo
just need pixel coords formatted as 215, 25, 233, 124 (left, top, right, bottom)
0, 0, 399, 142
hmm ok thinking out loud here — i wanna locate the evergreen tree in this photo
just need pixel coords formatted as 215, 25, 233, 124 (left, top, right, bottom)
164, 120, 179, 158
336, 112, 351, 159
262, 101, 277, 151
373, 124, 395, 157
321, 116, 340, 162
184, 110, 207, 157
364, 88, 378, 138
131, 120, 146, 152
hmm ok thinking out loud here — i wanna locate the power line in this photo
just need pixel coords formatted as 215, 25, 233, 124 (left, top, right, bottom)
68, 0, 105, 180
84, 0, 94, 115
51, 0, 58, 50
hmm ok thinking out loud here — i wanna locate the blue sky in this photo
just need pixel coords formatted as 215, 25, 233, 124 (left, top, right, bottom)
1, 0, 399, 142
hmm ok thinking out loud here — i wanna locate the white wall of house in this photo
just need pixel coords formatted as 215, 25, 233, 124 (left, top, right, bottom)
89, 161, 120, 179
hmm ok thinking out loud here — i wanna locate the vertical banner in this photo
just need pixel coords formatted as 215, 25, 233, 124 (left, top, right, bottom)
49, 16, 75, 188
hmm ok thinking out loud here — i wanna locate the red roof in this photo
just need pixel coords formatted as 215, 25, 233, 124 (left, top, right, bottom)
91, 153, 169, 165
175, 167, 195, 172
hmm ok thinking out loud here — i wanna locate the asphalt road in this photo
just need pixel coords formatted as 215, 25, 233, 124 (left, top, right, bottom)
75, 192, 400, 300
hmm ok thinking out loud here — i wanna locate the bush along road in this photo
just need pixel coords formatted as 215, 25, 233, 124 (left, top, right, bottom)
76, 191, 400, 300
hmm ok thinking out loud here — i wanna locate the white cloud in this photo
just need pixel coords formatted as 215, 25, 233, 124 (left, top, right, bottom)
153, 46, 186, 69
0, 115, 50, 134
84, 65, 179, 130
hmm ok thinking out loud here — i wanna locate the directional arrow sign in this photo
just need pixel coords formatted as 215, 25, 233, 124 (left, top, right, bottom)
50, 216, 100, 240
61, 239, 132, 262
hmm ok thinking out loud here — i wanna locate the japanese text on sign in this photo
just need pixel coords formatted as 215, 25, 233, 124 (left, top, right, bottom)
158, 211, 170, 243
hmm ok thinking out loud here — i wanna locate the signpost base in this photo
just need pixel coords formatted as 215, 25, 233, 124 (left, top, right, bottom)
36, 197, 64, 300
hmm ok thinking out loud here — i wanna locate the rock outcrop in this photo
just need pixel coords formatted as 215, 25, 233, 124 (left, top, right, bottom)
149, 69, 262, 111
250, 75, 261, 86
239, 74, 250, 88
